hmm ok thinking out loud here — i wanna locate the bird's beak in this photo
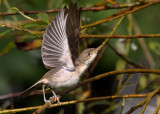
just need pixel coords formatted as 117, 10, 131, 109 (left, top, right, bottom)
96, 45, 103, 52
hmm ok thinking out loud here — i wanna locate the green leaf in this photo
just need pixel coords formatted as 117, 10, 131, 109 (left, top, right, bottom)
37, 13, 49, 23
22, 33, 41, 39
0, 42, 15, 56
149, 41, 160, 55
149, 74, 157, 81
23, 23, 45, 28
0, 29, 12, 37
8, 7, 36, 21
136, 75, 147, 92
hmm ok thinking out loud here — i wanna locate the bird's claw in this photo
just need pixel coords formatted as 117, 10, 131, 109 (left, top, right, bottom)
49, 96, 56, 102
56, 97, 61, 105
44, 100, 52, 105
49, 96, 61, 105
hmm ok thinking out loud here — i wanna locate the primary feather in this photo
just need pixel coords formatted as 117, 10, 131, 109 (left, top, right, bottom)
64, 4, 81, 64
41, 9, 75, 70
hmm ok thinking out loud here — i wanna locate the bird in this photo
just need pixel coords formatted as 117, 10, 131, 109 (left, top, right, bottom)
21, 3, 102, 104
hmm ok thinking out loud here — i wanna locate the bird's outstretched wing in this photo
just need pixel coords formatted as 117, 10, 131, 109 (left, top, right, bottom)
41, 9, 75, 70
64, 3, 81, 65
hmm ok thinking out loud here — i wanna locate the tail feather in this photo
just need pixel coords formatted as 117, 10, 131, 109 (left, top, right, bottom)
21, 81, 43, 98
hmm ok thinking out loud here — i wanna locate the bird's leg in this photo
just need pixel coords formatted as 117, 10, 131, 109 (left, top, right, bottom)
50, 89, 61, 105
42, 85, 51, 105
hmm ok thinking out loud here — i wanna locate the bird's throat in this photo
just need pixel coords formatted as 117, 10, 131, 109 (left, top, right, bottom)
75, 64, 89, 77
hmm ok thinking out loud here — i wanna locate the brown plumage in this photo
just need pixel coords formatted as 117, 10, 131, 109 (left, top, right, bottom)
64, 3, 81, 64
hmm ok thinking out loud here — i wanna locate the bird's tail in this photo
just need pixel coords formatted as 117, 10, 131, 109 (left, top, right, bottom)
20, 80, 43, 98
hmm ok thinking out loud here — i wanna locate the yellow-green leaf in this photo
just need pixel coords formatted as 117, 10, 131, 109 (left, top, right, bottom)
0, 42, 15, 56
37, 13, 49, 23
0, 29, 12, 37
149, 41, 160, 55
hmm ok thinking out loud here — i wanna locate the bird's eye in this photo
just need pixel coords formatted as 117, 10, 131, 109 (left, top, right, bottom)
88, 53, 90, 56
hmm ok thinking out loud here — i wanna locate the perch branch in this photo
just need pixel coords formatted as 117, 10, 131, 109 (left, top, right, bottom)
34, 69, 160, 113
0, 93, 148, 114
0, 1, 158, 17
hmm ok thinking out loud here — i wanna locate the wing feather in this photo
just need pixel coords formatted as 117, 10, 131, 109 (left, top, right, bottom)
41, 9, 75, 70
64, 4, 81, 64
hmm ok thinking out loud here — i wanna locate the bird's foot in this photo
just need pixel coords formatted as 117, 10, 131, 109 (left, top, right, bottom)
49, 96, 61, 105
56, 97, 61, 105
44, 99, 52, 105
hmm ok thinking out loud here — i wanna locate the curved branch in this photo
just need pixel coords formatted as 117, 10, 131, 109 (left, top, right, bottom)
81, 0, 160, 29
61, 69, 160, 96
126, 87, 160, 114
80, 34, 160, 39
108, 43, 144, 68
141, 88, 160, 114
0, 93, 148, 114
0, 1, 156, 17
35, 69, 160, 113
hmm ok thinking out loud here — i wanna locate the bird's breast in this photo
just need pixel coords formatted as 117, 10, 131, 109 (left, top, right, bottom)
43, 65, 88, 92
46, 68, 80, 91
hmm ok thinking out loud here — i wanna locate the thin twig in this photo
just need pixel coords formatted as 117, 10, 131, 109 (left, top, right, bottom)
60, 69, 160, 96
126, 87, 160, 114
2, 23, 160, 39
133, 19, 155, 68
81, 0, 160, 29
0, 1, 157, 17
108, 43, 144, 68
80, 34, 160, 39
141, 88, 160, 114
0, 93, 148, 114
154, 102, 160, 114
120, 98, 125, 114
90, 16, 125, 72
94, 0, 117, 6
0, 24, 43, 35
125, 97, 148, 114
34, 69, 160, 113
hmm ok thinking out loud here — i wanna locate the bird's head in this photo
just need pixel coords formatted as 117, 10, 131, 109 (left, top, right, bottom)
75, 46, 101, 66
